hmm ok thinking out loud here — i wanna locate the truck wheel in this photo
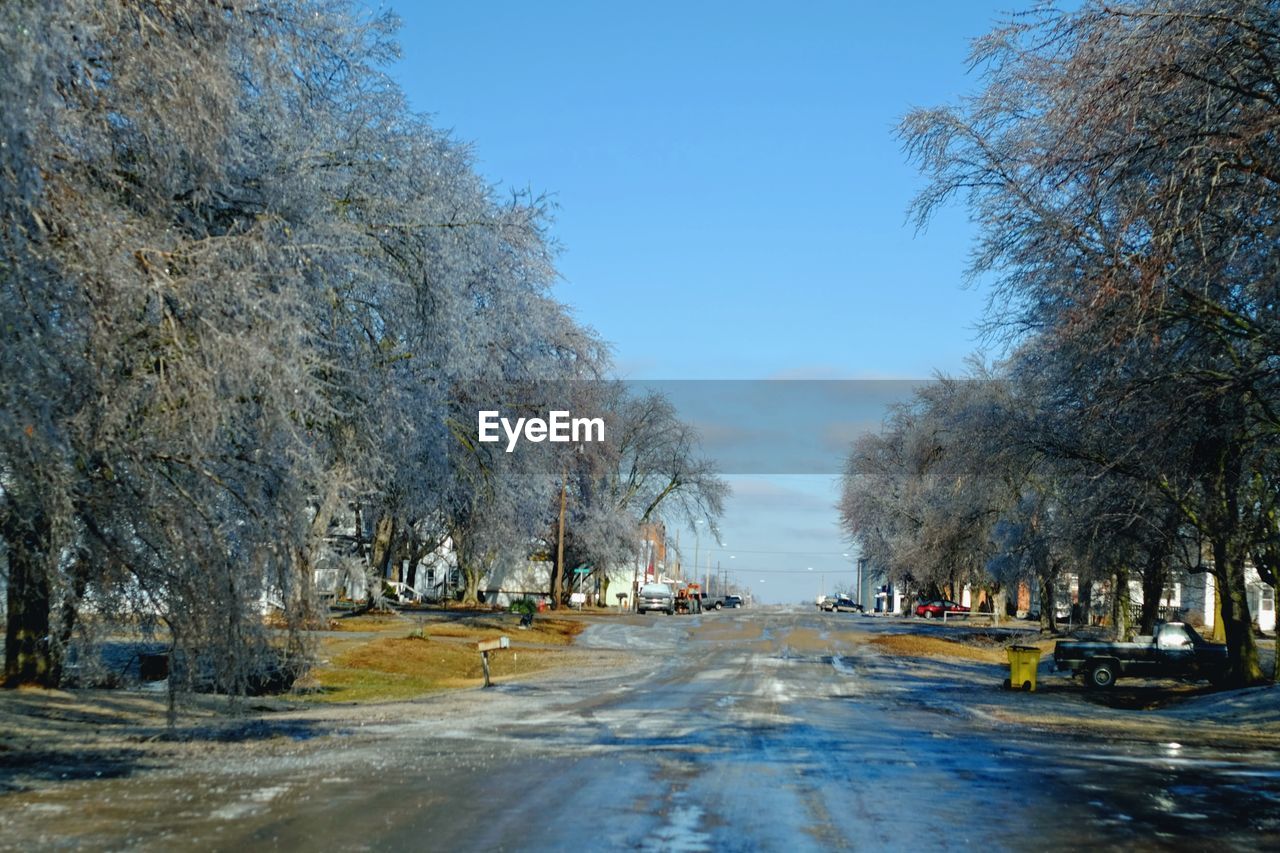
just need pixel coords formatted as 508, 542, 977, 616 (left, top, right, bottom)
714, 602, 723, 611
1088, 662, 1116, 688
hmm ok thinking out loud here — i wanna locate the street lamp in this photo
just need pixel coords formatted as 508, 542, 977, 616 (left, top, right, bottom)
708, 538, 725, 595
844, 552, 864, 607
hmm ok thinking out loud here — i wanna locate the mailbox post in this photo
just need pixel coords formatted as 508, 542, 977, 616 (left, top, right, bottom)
476, 636, 510, 688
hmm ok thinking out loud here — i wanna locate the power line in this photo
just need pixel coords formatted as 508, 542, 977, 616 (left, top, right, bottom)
715, 565, 861, 575
673, 546, 857, 557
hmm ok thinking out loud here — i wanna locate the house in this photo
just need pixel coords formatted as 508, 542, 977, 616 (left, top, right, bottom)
1043, 566, 1275, 633
1178, 565, 1276, 634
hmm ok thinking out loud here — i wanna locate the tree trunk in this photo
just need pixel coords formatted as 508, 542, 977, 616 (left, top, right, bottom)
290, 481, 344, 626
461, 563, 481, 605
1112, 568, 1132, 640
4, 510, 58, 687
551, 475, 566, 609
371, 514, 397, 582
1139, 515, 1179, 635
1038, 570, 1057, 634
453, 532, 481, 606
404, 537, 432, 593
1077, 577, 1093, 626
1274, 594, 1279, 683
1139, 556, 1166, 636
1252, 551, 1280, 683
1213, 538, 1263, 686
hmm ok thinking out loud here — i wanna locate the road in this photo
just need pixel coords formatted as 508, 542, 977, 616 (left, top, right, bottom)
5, 606, 1280, 850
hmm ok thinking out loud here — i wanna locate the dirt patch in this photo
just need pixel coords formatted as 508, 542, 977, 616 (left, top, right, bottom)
690, 620, 766, 644
870, 633, 1056, 664
778, 627, 835, 653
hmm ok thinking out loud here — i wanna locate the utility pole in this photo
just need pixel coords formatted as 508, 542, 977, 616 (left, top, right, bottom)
553, 468, 567, 610
674, 529, 681, 580
692, 523, 700, 587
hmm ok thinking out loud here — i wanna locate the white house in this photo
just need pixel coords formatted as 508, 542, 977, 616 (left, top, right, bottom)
1053, 566, 1275, 633
1179, 565, 1275, 634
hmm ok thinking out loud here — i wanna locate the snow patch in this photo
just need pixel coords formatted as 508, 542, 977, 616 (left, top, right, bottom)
641, 802, 712, 852
830, 654, 856, 676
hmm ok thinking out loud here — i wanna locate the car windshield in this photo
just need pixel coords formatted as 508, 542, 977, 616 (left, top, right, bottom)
640, 584, 670, 596
1181, 623, 1206, 645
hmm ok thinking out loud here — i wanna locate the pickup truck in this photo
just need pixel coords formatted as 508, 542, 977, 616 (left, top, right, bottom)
699, 593, 726, 611
1053, 622, 1228, 688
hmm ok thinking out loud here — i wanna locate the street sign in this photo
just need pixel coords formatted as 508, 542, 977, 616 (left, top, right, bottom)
573, 567, 591, 574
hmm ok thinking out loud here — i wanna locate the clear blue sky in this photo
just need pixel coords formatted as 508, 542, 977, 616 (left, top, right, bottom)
388, 0, 1013, 602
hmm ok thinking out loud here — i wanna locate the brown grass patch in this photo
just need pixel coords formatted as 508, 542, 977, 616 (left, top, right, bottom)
328, 613, 414, 632
304, 635, 557, 703
422, 618, 583, 646
870, 634, 1056, 663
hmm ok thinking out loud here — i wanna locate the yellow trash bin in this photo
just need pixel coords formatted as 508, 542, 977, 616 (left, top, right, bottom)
1005, 645, 1042, 691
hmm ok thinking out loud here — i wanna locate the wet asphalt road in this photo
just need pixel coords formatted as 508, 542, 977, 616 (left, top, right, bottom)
6, 606, 1280, 850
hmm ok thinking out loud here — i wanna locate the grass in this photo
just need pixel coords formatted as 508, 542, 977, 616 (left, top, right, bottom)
327, 613, 415, 632
420, 617, 584, 646
870, 633, 1056, 663
298, 616, 584, 703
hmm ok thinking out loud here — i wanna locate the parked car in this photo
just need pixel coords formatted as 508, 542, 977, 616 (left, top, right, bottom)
915, 599, 969, 619
1053, 621, 1228, 688
724, 595, 743, 608
818, 596, 836, 611
832, 596, 863, 613
637, 583, 675, 615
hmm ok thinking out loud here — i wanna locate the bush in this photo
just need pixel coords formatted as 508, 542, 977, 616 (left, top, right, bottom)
509, 598, 537, 616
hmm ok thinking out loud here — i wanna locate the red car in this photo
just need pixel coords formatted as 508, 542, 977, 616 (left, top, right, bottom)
915, 599, 969, 619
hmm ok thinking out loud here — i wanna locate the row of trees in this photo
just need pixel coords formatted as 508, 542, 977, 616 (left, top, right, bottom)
841, 1, 1279, 686
0, 2, 723, 692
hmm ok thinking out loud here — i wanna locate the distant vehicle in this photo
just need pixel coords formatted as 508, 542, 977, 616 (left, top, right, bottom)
699, 593, 726, 611
818, 596, 836, 611
637, 583, 675, 615
1053, 622, 1228, 688
723, 595, 743, 608
675, 583, 703, 614
832, 596, 863, 613
915, 599, 969, 619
